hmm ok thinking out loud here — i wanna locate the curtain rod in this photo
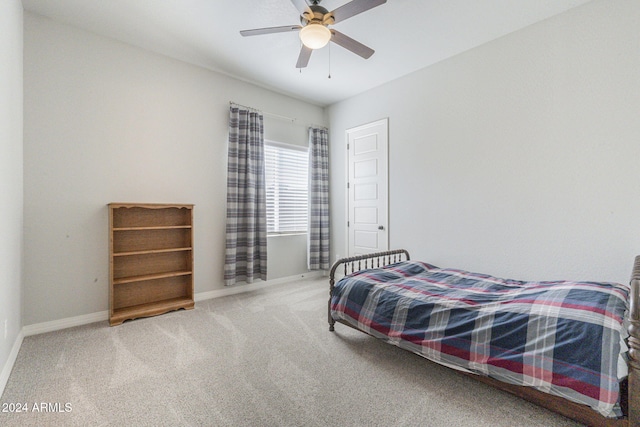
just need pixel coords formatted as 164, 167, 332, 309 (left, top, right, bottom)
229, 101, 296, 123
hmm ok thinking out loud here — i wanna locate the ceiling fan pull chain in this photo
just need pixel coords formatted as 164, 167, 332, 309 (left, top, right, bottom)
328, 42, 332, 79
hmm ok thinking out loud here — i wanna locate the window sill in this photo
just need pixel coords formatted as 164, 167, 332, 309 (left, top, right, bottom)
267, 232, 307, 238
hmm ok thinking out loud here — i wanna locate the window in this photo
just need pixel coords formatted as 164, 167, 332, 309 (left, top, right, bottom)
264, 141, 308, 235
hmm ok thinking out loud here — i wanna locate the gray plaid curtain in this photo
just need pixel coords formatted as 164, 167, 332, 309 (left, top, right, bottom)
308, 127, 330, 270
224, 104, 267, 285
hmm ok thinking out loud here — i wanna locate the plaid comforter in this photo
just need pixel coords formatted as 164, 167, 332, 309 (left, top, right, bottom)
330, 261, 629, 418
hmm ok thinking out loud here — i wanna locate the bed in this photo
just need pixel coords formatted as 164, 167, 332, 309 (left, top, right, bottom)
328, 249, 640, 427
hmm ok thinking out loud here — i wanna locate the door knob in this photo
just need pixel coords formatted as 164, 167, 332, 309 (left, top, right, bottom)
378, 225, 384, 230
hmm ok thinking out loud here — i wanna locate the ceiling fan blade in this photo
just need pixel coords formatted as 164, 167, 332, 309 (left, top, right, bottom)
296, 45, 313, 68
240, 25, 301, 37
330, 0, 386, 24
330, 30, 374, 59
290, 0, 313, 17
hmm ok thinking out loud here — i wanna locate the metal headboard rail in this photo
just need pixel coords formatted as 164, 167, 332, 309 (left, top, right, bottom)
328, 249, 411, 332
329, 249, 411, 281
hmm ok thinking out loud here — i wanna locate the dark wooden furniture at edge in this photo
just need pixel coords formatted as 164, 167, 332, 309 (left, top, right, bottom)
109, 203, 194, 326
328, 249, 640, 427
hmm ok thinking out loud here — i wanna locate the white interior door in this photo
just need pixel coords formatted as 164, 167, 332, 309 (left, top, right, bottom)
347, 118, 388, 257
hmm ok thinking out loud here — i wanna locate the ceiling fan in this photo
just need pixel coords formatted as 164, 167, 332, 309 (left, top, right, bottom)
240, 0, 387, 68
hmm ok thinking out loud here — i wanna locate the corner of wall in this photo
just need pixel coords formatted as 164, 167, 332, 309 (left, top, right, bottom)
0, 330, 24, 398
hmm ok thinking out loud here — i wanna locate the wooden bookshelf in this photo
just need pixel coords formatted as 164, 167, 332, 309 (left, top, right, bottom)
108, 203, 194, 326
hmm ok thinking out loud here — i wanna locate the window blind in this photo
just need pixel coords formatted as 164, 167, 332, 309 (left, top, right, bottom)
264, 141, 309, 234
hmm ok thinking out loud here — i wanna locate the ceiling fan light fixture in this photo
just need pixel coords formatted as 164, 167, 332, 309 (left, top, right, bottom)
299, 24, 331, 49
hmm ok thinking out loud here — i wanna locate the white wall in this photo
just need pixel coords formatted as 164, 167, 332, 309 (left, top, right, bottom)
23, 13, 327, 325
0, 0, 24, 390
329, 0, 640, 285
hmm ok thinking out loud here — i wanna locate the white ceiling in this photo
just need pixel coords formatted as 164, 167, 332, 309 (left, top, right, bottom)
22, 0, 593, 106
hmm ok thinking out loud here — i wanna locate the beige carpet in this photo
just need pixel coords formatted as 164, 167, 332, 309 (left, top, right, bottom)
1, 277, 581, 426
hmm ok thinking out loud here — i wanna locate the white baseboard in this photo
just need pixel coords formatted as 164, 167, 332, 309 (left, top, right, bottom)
22, 310, 109, 337
194, 271, 325, 302
1, 329, 24, 398
22, 271, 327, 337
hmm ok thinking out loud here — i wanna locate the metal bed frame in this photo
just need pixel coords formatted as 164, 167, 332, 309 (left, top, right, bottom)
328, 249, 640, 427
